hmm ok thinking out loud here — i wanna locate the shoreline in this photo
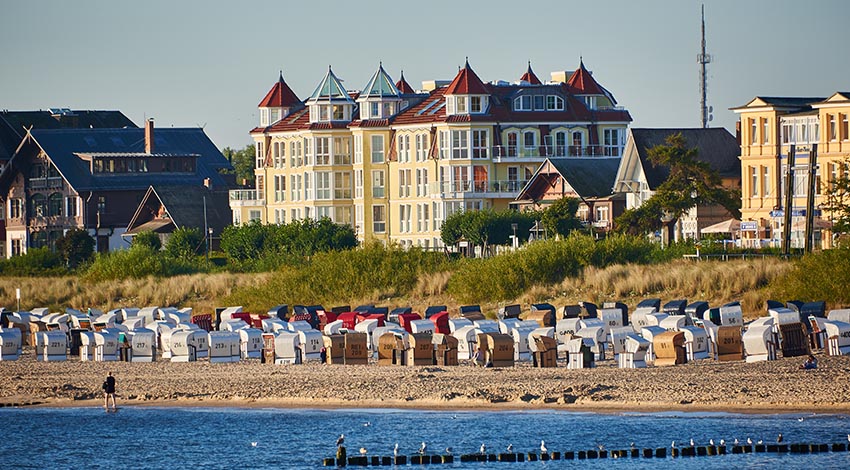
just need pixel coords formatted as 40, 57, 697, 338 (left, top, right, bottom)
17, 396, 850, 416
4, 351, 850, 416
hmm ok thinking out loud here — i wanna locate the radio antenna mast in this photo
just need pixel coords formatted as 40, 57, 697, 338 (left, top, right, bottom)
698, 4, 712, 128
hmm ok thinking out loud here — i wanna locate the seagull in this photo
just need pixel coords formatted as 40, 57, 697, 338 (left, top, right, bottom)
419, 442, 427, 455
363, 421, 371, 427
445, 447, 453, 455
359, 448, 367, 455
777, 433, 783, 443
506, 444, 513, 452
747, 438, 753, 445
797, 417, 805, 422
597, 443, 605, 452
630, 442, 636, 450
847, 434, 850, 444
709, 439, 715, 446
540, 440, 548, 453
720, 439, 725, 446
671, 441, 676, 449
757, 440, 763, 445
250, 442, 258, 447
393, 443, 399, 457
733, 438, 739, 446
480, 443, 486, 454
690, 438, 695, 447
451, 414, 458, 420
336, 434, 345, 447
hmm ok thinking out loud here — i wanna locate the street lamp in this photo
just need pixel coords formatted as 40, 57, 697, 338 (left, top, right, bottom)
511, 223, 518, 249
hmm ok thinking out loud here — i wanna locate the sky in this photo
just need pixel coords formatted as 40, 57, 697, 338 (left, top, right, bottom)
1, 0, 847, 150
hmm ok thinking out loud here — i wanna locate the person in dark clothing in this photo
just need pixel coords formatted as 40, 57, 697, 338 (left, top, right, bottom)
103, 372, 116, 411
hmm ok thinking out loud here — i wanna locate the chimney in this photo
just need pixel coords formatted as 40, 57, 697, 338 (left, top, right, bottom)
145, 118, 154, 154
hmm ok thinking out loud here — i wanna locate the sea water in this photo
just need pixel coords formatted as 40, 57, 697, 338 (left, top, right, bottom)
1, 407, 849, 469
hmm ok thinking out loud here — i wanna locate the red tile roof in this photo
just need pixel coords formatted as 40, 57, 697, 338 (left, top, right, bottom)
520, 62, 541, 85
566, 60, 605, 95
258, 72, 301, 108
395, 71, 415, 94
445, 60, 489, 95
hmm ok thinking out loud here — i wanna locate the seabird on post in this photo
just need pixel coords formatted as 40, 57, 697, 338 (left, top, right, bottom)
540, 440, 547, 453
419, 442, 427, 455
480, 443, 486, 454
393, 443, 399, 457
777, 433, 783, 443
506, 444, 513, 452
336, 434, 345, 447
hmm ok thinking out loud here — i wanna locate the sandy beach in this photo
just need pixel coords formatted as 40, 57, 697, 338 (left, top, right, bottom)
2, 349, 849, 413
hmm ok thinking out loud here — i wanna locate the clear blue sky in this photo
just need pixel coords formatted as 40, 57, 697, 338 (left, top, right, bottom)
1, 0, 847, 150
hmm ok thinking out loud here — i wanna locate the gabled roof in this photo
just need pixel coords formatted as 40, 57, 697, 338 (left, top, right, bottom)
517, 157, 621, 202
307, 66, 354, 103
0, 110, 135, 161
730, 96, 825, 111
395, 71, 415, 94
258, 72, 301, 108
445, 60, 489, 95
566, 59, 606, 96
126, 185, 230, 236
14, 127, 232, 192
360, 64, 401, 99
519, 62, 541, 85
625, 128, 740, 190
812, 92, 850, 106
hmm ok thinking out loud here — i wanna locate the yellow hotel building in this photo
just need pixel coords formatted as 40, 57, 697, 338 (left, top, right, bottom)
231, 60, 631, 248
732, 92, 850, 248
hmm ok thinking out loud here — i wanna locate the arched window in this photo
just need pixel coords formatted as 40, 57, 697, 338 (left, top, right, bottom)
48, 193, 63, 217
571, 131, 584, 156
506, 131, 518, 157
554, 131, 568, 157
30, 194, 47, 217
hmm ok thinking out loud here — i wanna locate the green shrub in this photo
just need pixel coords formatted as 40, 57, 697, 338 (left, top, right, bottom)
0, 247, 66, 276
770, 245, 850, 305
54, 229, 94, 268
133, 231, 162, 251
83, 245, 205, 282
165, 227, 204, 259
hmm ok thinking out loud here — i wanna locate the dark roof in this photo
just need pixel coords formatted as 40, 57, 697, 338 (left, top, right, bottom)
753, 97, 824, 107
25, 127, 231, 191
517, 157, 621, 201
127, 185, 230, 236
547, 157, 621, 197
629, 128, 740, 190
0, 110, 135, 161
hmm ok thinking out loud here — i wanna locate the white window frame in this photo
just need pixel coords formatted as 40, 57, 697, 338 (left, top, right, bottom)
315, 137, 330, 165
372, 170, 385, 198
451, 130, 468, 159
372, 205, 386, 233
315, 171, 331, 200
354, 169, 363, 199
354, 135, 363, 164
371, 135, 384, 163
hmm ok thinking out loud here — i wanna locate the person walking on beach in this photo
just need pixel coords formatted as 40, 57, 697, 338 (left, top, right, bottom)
103, 372, 117, 411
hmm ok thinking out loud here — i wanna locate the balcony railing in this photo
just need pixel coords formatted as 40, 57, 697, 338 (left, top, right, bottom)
430, 179, 529, 196
229, 189, 264, 206
492, 144, 619, 160
29, 177, 64, 190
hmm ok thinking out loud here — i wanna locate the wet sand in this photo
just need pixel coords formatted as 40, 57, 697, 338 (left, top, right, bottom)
2, 349, 849, 413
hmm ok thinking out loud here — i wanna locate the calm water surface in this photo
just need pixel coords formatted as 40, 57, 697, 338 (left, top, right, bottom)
1, 407, 849, 469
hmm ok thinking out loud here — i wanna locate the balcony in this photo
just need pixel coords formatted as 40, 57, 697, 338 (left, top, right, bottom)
491, 145, 617, 162
29, 177, 64, 190
229, 189, 264, 208
430, 179, 529, 199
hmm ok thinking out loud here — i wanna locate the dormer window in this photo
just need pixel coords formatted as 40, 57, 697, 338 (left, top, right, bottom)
446, 95, 487, 115
456, 96, 467, 113
546, 95, 564, 111
270, 108, 280, 123
584, 96, 597, 110
470, 96, 482, 113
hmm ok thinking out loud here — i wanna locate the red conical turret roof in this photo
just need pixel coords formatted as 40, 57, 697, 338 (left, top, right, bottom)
258, 71, 301, 108
566, 59, 605, 95
520, 61, 541, 85
445, 59, 489, 95
395, 70, 415, 94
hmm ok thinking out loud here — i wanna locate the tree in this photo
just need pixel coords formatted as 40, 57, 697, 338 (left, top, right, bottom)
614, 133, 741, 235
440, 209, 539, 255
221, 144, 256, 185
54, 229, 95, 268
822, 158, 850, 236
133, 230, 162, 251
540, 197, 583, 238
165, 227, 204, 259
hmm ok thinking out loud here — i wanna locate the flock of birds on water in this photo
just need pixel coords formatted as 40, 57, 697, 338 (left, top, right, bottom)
319, 429, 850, 457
